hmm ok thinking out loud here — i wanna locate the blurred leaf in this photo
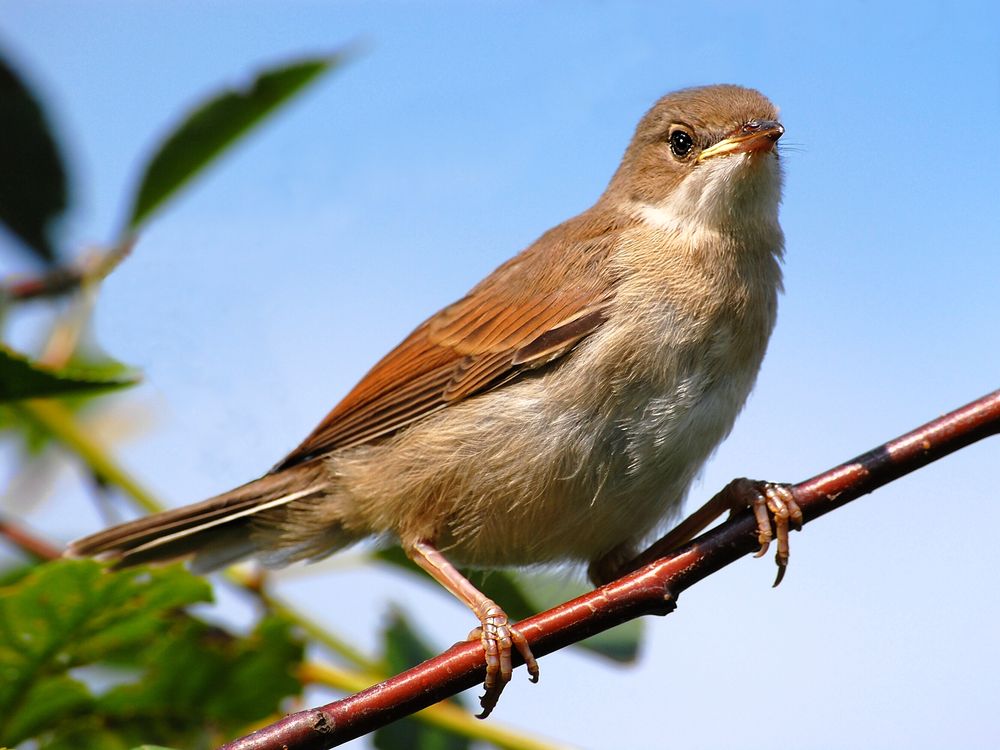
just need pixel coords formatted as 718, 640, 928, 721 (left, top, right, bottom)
0, 50, 68, 263
0, 313, 147, 474
0, 560, 211, 746
97, 613, 303, 731
0, 402, 53, 459
62, 337, 138, 383
374, 610, 469, 750
375, 547, 643, 663
0, 560, 305, 748
1, 673, 92, 745
9, 399, 164, 515
0, 344, 139, 402
127, 52, 347, 231
0, 560, 38, 587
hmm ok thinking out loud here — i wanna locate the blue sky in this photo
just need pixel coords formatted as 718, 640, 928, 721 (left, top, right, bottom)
3, 2, 1000, 748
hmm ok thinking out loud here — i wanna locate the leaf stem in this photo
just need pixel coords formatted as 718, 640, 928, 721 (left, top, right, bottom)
12, 399, 163, 514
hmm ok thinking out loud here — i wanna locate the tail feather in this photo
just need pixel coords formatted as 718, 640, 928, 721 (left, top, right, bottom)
66, 461, 331, 571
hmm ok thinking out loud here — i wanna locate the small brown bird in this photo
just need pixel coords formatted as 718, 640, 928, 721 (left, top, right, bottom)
69, 84, 799, 716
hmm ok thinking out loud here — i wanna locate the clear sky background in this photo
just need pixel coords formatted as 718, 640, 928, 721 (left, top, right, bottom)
3, 2, 999, 748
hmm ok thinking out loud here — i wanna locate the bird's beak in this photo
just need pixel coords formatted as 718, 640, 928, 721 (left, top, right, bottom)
698, 120, 784, 162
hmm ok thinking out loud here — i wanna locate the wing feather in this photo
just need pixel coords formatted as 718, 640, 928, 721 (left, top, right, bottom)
273, 207, 632, 470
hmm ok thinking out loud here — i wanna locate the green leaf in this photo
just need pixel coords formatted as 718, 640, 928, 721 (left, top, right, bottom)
0, 560, 211, 746
0, 560, 305, 748
127, 52, 348, 231
375, 547, 643, 663
0, 49, 68, 263
206, 614, 303, 723
0, 673, 92, 744
0, 560, 38, 587
96, 613, 303, 731
374, 610, 469, 750
0, 344, 139, 402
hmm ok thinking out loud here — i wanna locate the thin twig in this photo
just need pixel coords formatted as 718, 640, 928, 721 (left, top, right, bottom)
0, 515, 61, 561
219, 388, 1000, 750
11, 399, 163, 514
1, 238, 136, 303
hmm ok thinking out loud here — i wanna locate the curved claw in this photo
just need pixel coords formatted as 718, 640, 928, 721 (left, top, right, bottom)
473, 601, 538, 718
721, 478, 801, 586
405, 541, 540, 718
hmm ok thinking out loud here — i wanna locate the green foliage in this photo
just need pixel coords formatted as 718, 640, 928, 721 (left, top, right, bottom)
127, 53, 347, 231
0, 51, 68, 263
0, 49, 347, 746
375, 547, 643, 663
0, 344, 139, 402
0, 560, 304, 749
374, 610, 469, 750
0, 560, 209, 745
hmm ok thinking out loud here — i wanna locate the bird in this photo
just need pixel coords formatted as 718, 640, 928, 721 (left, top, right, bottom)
68, 83, 799, 717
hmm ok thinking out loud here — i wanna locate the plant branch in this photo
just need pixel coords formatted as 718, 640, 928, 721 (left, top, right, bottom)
11, 399, 163, 514
1, 239, 135, 303
300, 662, 572, 750
0, 514, 61, 561
219, 387, 1000, 750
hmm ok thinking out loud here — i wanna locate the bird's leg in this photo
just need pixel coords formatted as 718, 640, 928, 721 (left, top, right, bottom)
599, 478, 803, 587
405, 540, 539, 718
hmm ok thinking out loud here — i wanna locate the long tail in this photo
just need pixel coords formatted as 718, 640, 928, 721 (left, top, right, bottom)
66, 460, 332, 572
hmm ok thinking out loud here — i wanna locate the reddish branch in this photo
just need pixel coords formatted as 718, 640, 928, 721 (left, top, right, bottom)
220, 387, 1000, 750
0, 515, 62, 560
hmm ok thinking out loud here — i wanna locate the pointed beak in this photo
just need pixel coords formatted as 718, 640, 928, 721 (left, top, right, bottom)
698, 119, 784, 162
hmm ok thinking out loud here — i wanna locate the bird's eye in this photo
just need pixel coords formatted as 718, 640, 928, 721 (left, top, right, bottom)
669, 129, 694, 159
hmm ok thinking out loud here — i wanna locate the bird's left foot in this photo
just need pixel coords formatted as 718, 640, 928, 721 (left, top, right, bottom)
591, 478, 803, 587
720, 478, 803, 585
470, 599, 539, 718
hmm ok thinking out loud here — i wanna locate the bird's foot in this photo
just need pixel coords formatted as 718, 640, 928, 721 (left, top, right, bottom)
720, 478, 803, 586
470, 599, 539, 718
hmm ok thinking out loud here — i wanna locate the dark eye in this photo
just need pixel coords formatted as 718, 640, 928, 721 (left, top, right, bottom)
669, 130, 694, 159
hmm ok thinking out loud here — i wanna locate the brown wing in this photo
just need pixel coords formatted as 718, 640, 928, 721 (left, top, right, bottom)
272, 207, 631, 470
